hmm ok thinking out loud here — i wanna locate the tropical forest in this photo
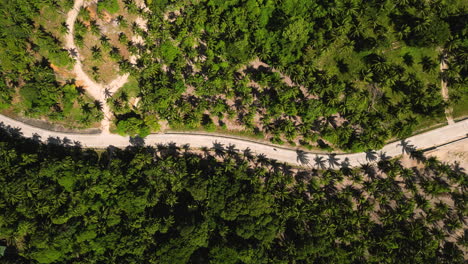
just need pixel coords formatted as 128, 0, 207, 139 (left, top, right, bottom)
0, 0, 467, 263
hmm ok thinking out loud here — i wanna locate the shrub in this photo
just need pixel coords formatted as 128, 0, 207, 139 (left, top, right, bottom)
97, 0, 119, 14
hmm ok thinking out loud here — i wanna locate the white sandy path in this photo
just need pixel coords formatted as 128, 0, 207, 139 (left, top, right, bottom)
1, 114, 467, 168
65, 0, 130, 133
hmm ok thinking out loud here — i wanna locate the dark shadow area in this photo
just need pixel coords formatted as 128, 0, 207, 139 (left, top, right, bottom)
0, 120, 465, 263
0, 122, 84, 161
129, 136, 145, 146
337, 59, 349, 74
296, 149, 310, 165
313, 155, 327, 170
398, 139, 416, 155
212, 141, 226, 158
340, 157, 351, 168
378, 151, 390, 161
365, 150, 378, 162
327, 154, 340, 168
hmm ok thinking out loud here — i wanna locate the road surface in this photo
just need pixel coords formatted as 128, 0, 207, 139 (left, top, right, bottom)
1, 114, 467, 168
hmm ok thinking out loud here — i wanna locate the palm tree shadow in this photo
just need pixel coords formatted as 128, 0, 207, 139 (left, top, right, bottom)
452, 161, 465, 174
340, 157, 351, 168
379, 151, 390, 161
365, 150, 378, 162
129, 136, 145, 147
226, 144, 239, 157
409, 149, 427, 162
256, 153, 269, 167
29, 133, 41, 143
47, 136, 71, 147
181, 143, 190, 155
104, 88, 113, 99
68, 48, 78, 58
243, 147, 254, 162
0, 122, 23, 138
296, 149, 310, 166
314, 155, 327, 170
200, 146, 211, 158
327, 154, 340, 168
212, 141, 225, 158
398, 139, 416, 155
94, 100, 103, 111
167, 142, 180, 156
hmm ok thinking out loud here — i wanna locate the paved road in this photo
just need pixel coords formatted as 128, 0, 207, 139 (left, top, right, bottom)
0, 114, 467, 168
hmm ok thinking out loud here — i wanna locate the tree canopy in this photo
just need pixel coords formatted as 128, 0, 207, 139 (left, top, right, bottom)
0, 124, 466, 263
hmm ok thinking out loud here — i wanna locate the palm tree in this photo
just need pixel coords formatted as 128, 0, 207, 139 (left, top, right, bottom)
91, 46, 102, 61
92, 66, 99, 81
60, 21, 69, 34
81, 103, 92, 114
409, 149, 426, 162
420, 56, 436, 73
90, 20, 100, 36
116, 15, 127, 28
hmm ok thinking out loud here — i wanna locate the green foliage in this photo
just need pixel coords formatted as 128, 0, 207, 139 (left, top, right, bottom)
30, 249, 62, 264
0, 127, 465, 263
160, 41, 180, 64
97, 0, 120, 14
131, 0, 466, 151
0, 76, 12, 109
19, 62, 60, 117
0, 0, 467, 152
116, 116, 150, 137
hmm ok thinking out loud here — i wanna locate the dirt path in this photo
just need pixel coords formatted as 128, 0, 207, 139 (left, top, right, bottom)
65, 0, 130, 133
440, 53, 454, 125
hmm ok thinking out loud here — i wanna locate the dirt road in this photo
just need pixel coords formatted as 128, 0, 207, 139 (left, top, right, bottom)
64, 0, 130, 133
1, 114, 467, 168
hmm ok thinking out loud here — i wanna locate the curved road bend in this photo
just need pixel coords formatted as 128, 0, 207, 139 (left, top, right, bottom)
0, 114, 467, 168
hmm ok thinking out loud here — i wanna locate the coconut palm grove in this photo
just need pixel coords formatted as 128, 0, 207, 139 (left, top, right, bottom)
0, 0, 467, 263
